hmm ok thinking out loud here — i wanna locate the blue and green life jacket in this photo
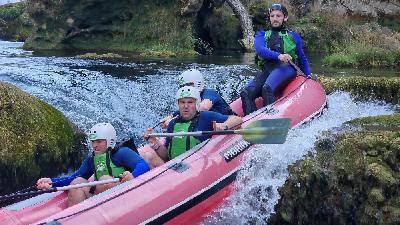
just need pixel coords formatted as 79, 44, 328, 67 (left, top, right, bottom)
92, 147, 129, 180
256, 29, 298, 69
91, 138, 139, 180
168, 114, 201, 159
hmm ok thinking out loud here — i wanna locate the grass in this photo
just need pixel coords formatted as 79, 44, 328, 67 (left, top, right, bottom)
323, 43, 400, 68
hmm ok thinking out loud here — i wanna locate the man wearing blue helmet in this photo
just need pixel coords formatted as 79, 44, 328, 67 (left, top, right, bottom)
240, 3, 311, 115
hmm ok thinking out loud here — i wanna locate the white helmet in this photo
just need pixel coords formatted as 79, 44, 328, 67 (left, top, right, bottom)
177, 69, 205, 91
175, 86, 201, 111
88, 123, 117, 148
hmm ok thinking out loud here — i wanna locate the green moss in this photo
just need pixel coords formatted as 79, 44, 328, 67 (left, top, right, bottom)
78, 52, 124, 59
346, 114, 400, 133
269, 114, 400, 225
367, 163, 397, 186
368, 188, 385, 204
0, 81, 84, 194
318, 76, 400, 104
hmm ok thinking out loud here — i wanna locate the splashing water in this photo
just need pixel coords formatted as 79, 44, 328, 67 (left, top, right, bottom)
0, 41, 254, 144
0, 41, 395, 223
202, 91, 395, 225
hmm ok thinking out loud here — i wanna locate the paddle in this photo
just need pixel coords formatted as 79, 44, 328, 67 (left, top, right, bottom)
149, 118, 291, 144
0, 178, 120, 202
289, 60, 306, 77
152, 115, 179, 129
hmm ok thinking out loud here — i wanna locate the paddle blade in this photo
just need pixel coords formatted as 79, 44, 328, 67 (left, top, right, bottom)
237, 118, 291, 144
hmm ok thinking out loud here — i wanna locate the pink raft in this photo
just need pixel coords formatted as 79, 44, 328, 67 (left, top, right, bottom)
0, 76, 326, 225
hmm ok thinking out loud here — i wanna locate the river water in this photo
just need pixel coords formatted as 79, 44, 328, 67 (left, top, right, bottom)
0, 41, 396, 224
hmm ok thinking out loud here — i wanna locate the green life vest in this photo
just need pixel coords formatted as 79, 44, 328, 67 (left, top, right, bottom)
168, 118, 200, 160
257, 30, 298, 69
93, 151, 125, 180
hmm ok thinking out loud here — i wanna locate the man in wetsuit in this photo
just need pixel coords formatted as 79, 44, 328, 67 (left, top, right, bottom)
240, 3, 311, 115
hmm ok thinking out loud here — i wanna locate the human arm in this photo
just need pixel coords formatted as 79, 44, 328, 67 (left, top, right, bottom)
144, 128, 169, 161
291, 31, 312, 76
160, 111, 179, 129
113, 147, 150, 179
36, 178, 52, 190
198, 111, 242, 132
199, 99, 213, 111
37, 157, 93, 189
214, 115, 243, 131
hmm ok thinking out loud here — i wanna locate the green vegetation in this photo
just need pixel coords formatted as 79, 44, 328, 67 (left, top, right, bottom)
268, 113, 400, 225
78, 52, 124, 59
0, 82, 86, 194
24, 0, 197, 55
1, 0, 397, 63
318, 76, 400, 104
0, 2, 33, 41
322, 26, 400, 68
291, 11, 400, 68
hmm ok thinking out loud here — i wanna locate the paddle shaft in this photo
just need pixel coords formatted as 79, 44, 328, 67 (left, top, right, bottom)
148, 118, 291, 144
152, 115, 179, 129
0, 178, 120, 202
289, 61, 305, 77
150, 130, 235, 137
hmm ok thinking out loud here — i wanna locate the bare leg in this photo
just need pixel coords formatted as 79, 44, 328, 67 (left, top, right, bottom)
95, 175, 121, 194
68, 177, 92, 207
141, 150, 165, 169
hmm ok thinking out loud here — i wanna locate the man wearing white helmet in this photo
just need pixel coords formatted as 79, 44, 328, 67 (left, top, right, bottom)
143, 86, 242, 168
36, 123, 150, 207
160, 68, 235, 128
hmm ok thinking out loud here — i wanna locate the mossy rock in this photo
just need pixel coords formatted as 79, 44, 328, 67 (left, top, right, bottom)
0, 81, 86, 196
268, 114, 400, 225
78, 52, 124, 59
318, 76, 400, 104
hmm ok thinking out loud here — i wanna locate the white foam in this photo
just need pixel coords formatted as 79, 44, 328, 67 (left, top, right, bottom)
202, 91, 395, 225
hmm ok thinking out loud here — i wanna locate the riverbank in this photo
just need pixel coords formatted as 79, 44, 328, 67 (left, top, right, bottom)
1, 1, 399, 69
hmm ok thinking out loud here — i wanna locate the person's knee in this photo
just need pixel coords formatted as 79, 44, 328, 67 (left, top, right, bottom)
141, 151, 164, 169
143, 150, 161, 163
98, 175, 113, 181
70, 177, 88, 185
96, 175, 118, 193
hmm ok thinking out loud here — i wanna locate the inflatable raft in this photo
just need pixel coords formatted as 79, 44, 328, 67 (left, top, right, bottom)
0, 76, 326, 225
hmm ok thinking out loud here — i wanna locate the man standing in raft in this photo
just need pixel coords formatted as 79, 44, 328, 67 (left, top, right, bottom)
240, 3, 312, 115
143, 86, 243, 168
36, 123, 150, 206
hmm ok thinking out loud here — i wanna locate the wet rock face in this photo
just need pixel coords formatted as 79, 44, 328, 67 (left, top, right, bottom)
268, 114, 400, 225
0, 82, 86, 195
